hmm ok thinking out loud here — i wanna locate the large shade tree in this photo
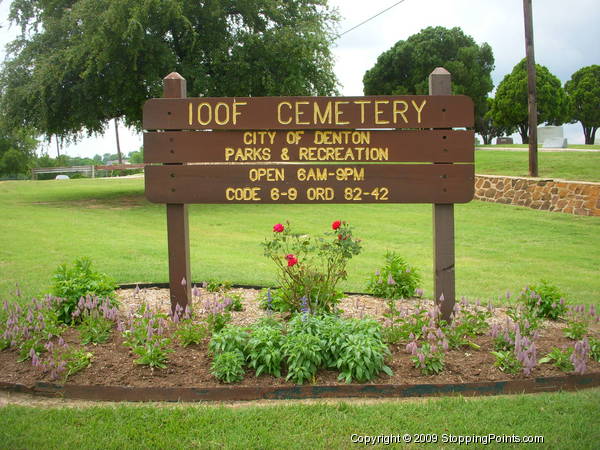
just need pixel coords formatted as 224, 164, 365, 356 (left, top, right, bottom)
565, 65, 600, 145
362, 26, 494, 135
0, 0, 339, 141
491, 59, 569, 144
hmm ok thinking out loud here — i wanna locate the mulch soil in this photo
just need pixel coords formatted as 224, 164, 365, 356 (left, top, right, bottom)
1, 287, 599, 389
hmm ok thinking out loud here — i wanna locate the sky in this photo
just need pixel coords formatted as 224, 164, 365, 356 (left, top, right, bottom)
1, 0, 599, 158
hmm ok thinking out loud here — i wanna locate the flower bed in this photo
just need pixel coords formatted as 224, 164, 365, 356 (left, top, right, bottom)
1, 287, 599, 396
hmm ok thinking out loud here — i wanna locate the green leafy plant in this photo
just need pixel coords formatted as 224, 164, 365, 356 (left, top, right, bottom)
51, 258, 117, 324
336, 333, 392, 383
132, 338, 172, 369
412, 343, 445, 375
175, 319, 208, 347
491, 350, 521, 374
282, 332, 324, 384
205, 280, 233, 293
224, 293, 244, 312
539, 347, 574, 372
211, 351, 245, 383
518, 281, 567, 320
384, 305, 429, 344
245, 324, 284, 377
263, 220, 361, 314
121, 304, 172, 369
78, 313, 114, 345
563, 305, 591, 340
208, 325, 249, 356
367, 252, 421, 299
589, 338, 600, 363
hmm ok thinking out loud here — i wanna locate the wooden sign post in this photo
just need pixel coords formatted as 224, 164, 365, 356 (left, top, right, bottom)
144, 68, 473, 321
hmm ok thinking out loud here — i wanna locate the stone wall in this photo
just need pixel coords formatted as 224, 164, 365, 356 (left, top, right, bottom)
474, 175, 600, 216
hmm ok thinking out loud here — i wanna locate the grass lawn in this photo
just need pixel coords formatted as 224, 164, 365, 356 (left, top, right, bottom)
477, 144, 600, 150
1, 178, 599, 306
475, 150, 600, 182
1, 389, 599, 449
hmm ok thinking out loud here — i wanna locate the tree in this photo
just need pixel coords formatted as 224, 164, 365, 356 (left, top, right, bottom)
492, 59, 568, 143
363, 26, 494, 134
565, 65, 600, 145
0, 0, 339, 141
477, 98, 514, 145
0, 125, 38, 177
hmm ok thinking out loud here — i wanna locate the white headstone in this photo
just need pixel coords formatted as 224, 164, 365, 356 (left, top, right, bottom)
55, 175, 70, 180
538, 126, 567, 148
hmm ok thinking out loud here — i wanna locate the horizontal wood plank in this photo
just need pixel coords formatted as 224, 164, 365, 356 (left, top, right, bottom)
144, 164, 474, 204
143, 95, 474, 130
144, 130, 474, 164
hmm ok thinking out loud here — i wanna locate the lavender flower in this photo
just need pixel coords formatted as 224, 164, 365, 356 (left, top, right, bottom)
571, 338, 590, 375
181, 277, 187, 287
415, 288, 424, 298
192, 285, 200, 298
387, 274, 395, 286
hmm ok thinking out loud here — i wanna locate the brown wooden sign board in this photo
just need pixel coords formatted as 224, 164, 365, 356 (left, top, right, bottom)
143, 95, 473, 130
145, 164, 474, 204
144, 129, 474, 164
142, 69, 473, 321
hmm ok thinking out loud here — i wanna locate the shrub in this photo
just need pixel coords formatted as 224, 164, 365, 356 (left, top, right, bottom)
336, 333, 392, 383
282, 332, 324, 384
211, 351, 245, 383
246, 324, 284, 377
208, 325, 249, 355
175, 319, 209, 347
518, 281, 567, 320
367, 252, 421, 299
51, 258, 117, 324
539, 347, 574, 372
262, 220, 361, 314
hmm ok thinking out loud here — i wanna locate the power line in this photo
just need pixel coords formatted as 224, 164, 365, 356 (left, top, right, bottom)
338, 0, 408, 37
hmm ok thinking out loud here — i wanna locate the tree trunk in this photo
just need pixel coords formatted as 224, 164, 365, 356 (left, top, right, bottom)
55, 137, 60, 157
583, 125, 597, 145
483, 135, 492, 145
518, 124, 529, 144
114, 118, 123, 164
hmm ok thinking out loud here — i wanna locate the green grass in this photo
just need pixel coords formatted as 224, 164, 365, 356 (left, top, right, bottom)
1, 389, 599, 449
476, 150, 600, 181
477, 144, 600, 150
1, 178, 599, 306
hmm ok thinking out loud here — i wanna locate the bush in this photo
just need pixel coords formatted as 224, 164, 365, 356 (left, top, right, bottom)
208, 325, 249, 355
51, 258, 117, 324
245, 324, 284, 377
518, 281, 567, 320
211, 351, 245, 383
262, 220, 361, 314
367, 252, 421, 299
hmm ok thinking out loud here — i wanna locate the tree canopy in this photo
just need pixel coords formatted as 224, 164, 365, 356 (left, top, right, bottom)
0, 0, 339, 140
0, 124, 38, 177
477, 98, 513, 145
565, 65, 600, 145
362, 26, 494, 135
491, 59, 569, 144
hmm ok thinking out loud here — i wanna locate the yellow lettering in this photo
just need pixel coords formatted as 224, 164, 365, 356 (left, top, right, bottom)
314, 102, 333, 125
197, 103, 211, 125
278, 102, 292, 125
214, 102, 229, 125
375, 100, 390, 124
188, 102, 192, 125
334, 101, 350, 125
243, 132, 253, 145
353, 100, 370, 124
411, 99, 427, 123
295, 101, 310, 125
225, 148, 235, 161
393, 101, 409, 124
232, 101, 246, 125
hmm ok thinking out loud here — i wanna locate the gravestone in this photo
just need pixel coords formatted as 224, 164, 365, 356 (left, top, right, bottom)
538, 126, 567, 148
496, 137, 513, 145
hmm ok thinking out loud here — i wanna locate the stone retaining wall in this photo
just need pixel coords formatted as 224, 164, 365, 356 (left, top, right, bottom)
474, 175, 600, 216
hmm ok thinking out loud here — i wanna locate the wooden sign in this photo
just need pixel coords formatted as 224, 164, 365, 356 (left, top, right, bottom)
143, 69, 472, 322
143, 95, 473, 130
145, 164, 474, 204
144, 130, 475, 164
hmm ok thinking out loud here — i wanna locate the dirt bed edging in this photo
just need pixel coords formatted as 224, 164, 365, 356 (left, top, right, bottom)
1, 373, 599, 403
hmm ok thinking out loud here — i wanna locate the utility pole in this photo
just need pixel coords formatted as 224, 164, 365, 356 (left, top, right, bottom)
523, 0, 538, 176
114, 118, 123, 164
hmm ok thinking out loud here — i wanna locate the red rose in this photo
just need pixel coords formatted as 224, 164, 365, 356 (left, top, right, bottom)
286, 255, 298, 267
273, 223, 284, 233
332, 220, 341, 230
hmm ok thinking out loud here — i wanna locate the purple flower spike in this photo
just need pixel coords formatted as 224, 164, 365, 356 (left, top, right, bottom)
192, 285, 200, 298
439, 293, 445, 303
181, 277, 187, 287
506, 291, 511, 299
417, 352, 425, 364
415, 288, 424, 297
58, 337, 65, 347
387, 274, 395, 286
